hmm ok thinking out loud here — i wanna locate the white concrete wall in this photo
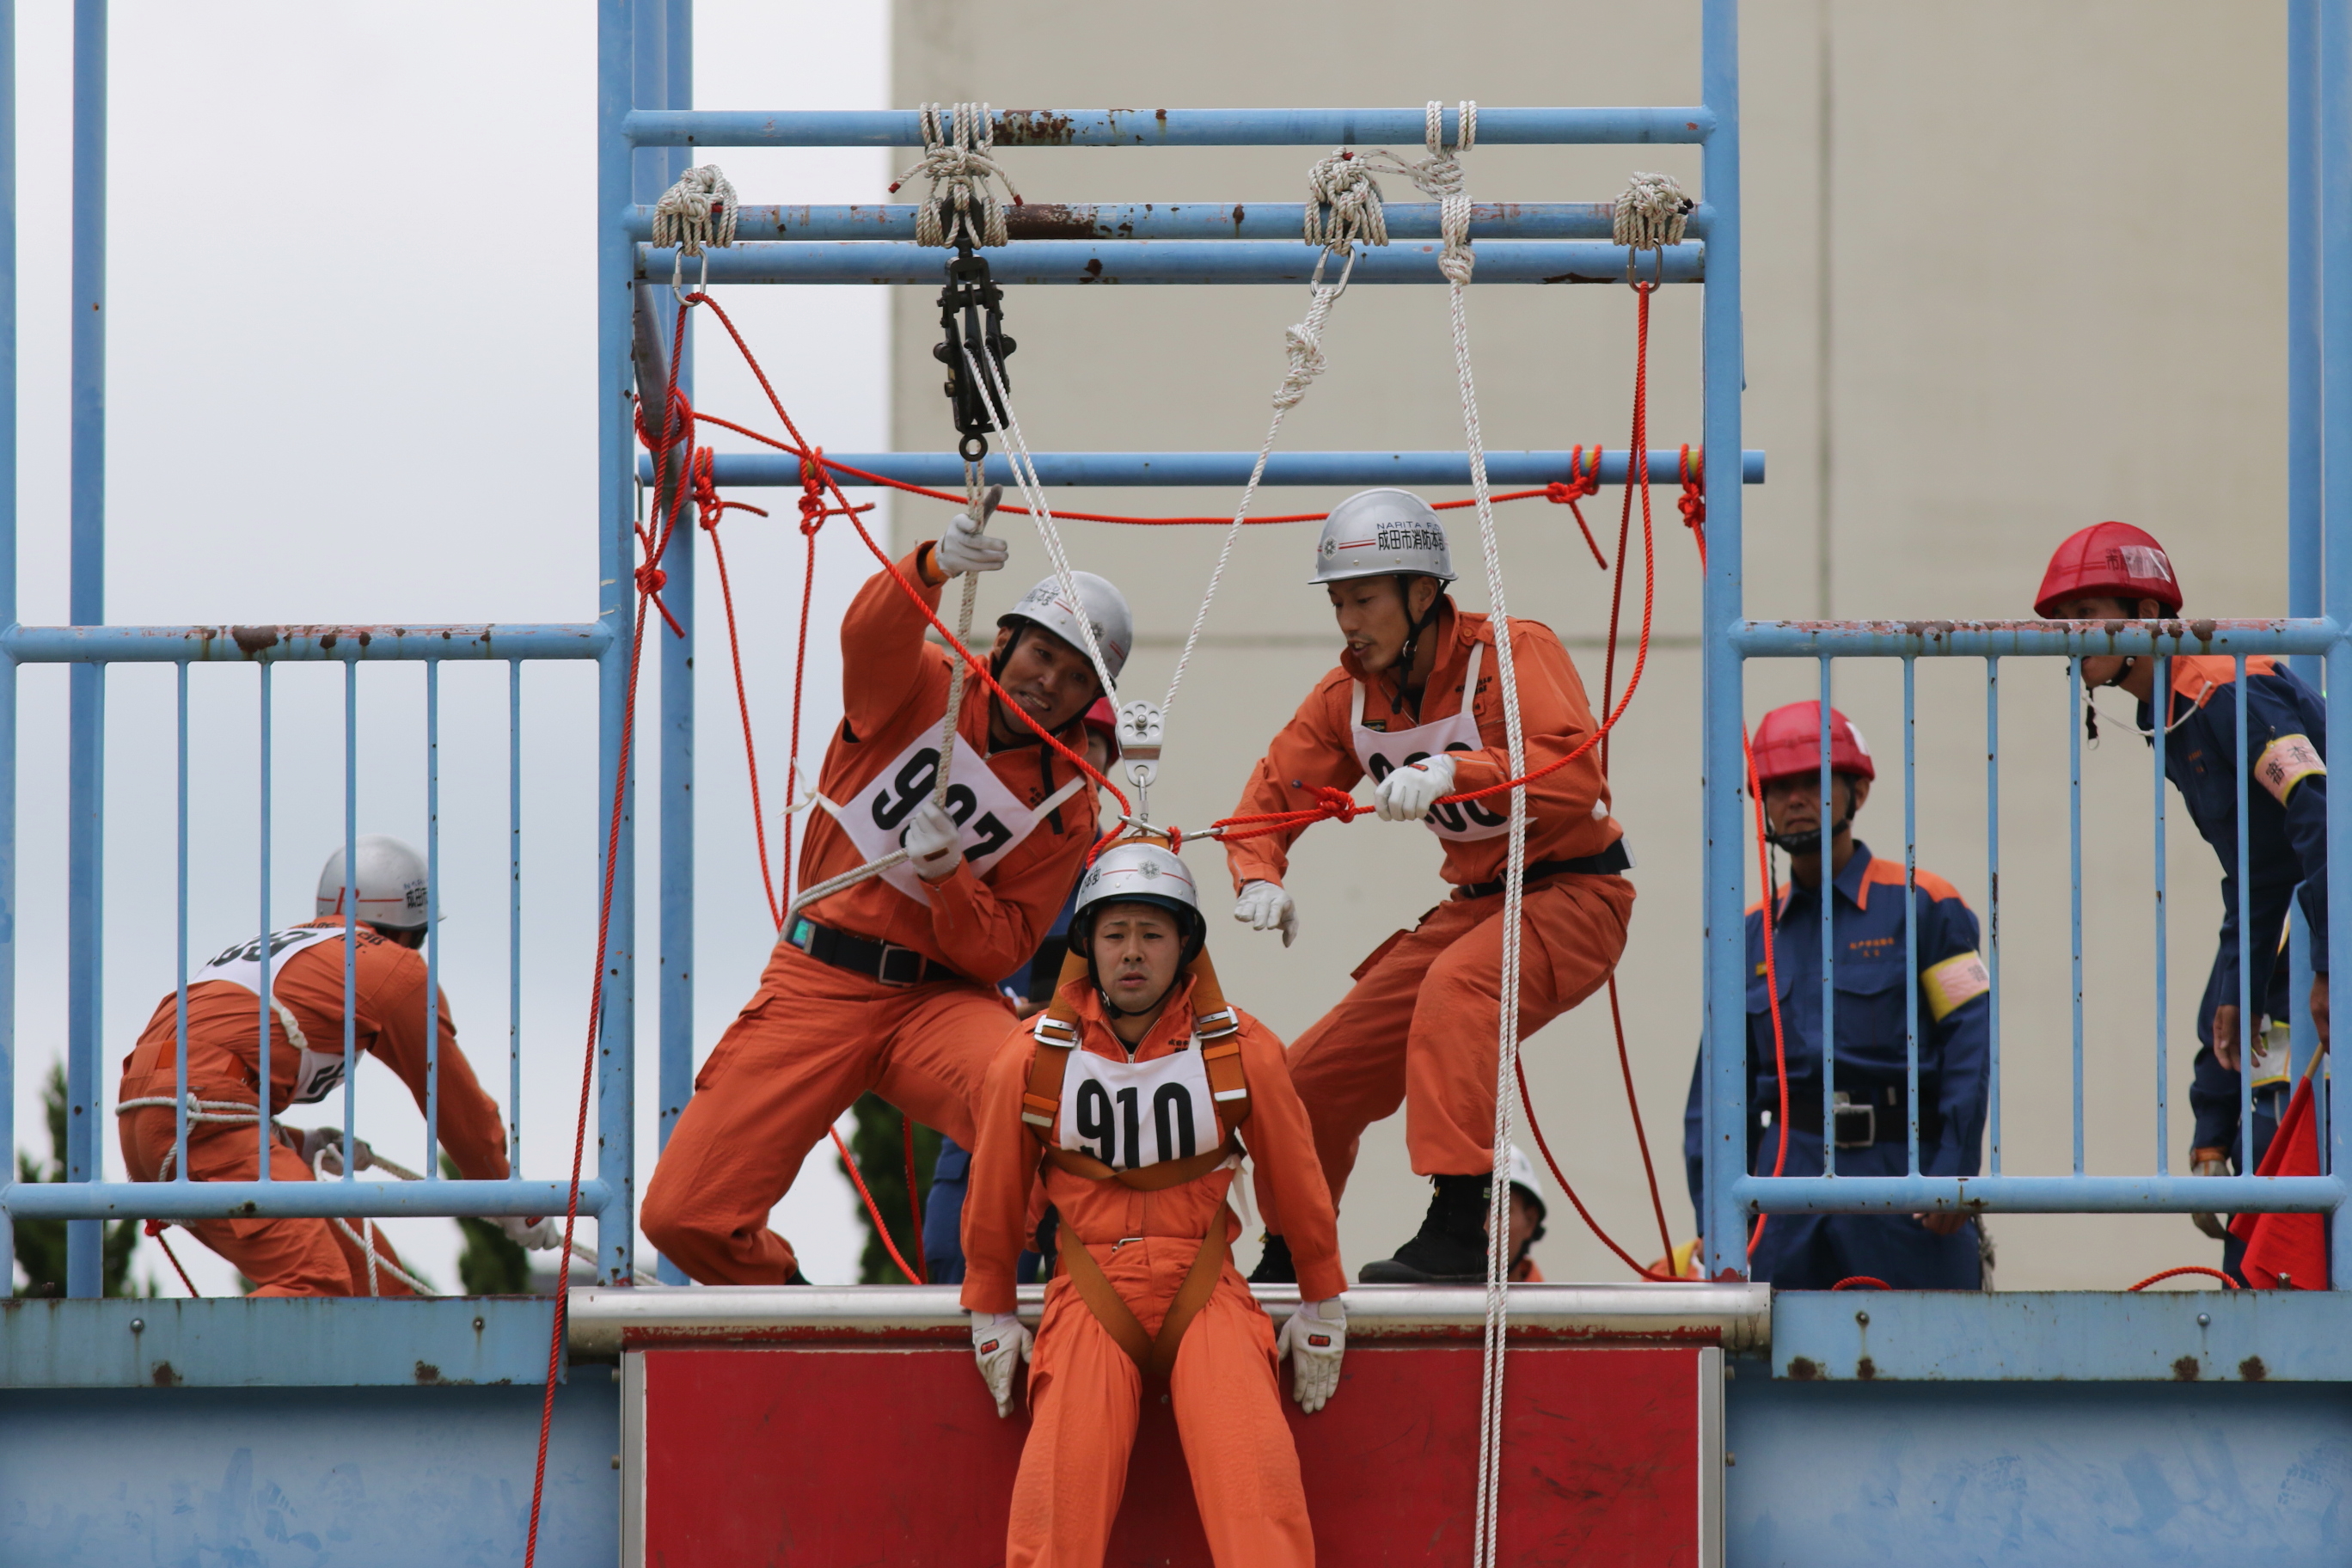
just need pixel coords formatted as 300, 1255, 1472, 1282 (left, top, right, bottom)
890, 2, 2288, 1290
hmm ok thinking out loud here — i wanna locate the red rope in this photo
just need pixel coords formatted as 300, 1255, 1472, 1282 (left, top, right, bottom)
144, 1219, 200, 1296
903, 1110, 928, 1281
2129, 1265, 2239, 1291
1516, 1057, 1669, 1281
1549, 444, 1609, 570
1830, 1276, 1890, 1291
830, 1125, 922, 1284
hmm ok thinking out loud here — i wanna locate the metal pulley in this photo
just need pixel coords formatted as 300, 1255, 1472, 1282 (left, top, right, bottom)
934, 249, 1017, 462
1117, 699, 1166, 818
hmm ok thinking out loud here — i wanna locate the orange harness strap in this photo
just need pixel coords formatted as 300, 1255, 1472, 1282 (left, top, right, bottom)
1056, 1208, 1235, 1378
1021, 947, 1254, 1141
1042, 1140, 1239, 1191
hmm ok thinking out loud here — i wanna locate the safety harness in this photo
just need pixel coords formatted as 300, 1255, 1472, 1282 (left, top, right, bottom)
1020, 945, 1253, 1376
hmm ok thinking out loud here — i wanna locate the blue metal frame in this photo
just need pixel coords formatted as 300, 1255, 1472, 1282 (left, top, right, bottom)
1710, 1, 2352, 1286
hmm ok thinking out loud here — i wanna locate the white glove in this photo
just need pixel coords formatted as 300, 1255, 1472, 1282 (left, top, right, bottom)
1373, 753, 1457, 823
1277, 1297, 1346, 1414
1233, 880, 1298, 948
934, 488, 1008, 577
296, 1127, 373, 1173
901, 799, 964, 881
971, 1309, 1032, 1418
501, 1216, 563, 1251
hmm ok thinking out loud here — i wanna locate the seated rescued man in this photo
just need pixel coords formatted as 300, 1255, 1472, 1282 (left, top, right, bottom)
962, 838, 1346, 1568
1681, 702, 1993, 1289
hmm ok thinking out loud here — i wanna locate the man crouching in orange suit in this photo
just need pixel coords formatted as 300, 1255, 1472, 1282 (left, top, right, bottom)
642, 494, 1131, 1283
962, 838, 1347, 1567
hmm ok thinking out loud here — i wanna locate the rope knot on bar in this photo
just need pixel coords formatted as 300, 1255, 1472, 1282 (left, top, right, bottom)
1358, 101, 1478, 283
1677, 444, 1706, 536
691, 447, 770, 533
1302, 150, 1388, 253
652, 164, 740, 291
892, 103, 1021, 248
1613, 170, 1693, 250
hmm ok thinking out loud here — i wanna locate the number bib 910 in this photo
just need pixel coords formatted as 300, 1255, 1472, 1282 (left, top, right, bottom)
1057, 1047, 1219, 1173
1351, 641, 1510, 842
818, 721, 1082, 906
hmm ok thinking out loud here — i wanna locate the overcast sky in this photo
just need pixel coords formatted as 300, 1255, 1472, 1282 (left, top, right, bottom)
9, 2, 893, 1295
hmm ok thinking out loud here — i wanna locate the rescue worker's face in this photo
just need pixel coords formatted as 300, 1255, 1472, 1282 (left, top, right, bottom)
1088, 903, 1184, 1016
990, 625, 1102, 736
2048, 593, 2165, 692
1328, 575, 1441, 673
1761, 773, 1869, 841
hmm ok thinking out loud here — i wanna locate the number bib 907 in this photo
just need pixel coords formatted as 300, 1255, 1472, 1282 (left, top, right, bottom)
818, 720, 1084, 906
1351, 641, 1510, 842
1057, 1047, 1219, 1173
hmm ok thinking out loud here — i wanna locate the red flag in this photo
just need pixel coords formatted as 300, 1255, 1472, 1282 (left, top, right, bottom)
2226, 1076, 2330, 1290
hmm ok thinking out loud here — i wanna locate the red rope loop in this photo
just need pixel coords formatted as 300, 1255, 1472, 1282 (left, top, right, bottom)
1545, 444, 1609, 571
1830, 1276, 1891, 1291
2129, 1265, 2240, 1291
1677, 444, 1706, 539
691, 447, 771, 533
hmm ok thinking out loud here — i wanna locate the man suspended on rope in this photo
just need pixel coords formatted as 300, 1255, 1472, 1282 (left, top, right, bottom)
963, 838, 1345, 1567
643, 500, 1131, 1284
1228, 488, 1634, 1284
2037, 522, 2331, 1279
114, 836, 552, 1295
1679, 703, 1993, 1289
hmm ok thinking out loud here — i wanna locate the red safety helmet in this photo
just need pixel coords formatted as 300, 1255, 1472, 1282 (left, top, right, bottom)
1749, 701, 1875, 788
1082, 697, 1121, 765
2033, 521, 2183, 618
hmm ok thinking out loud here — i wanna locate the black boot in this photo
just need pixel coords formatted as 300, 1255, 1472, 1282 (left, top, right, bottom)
1358, 1174, 1491, 1283
1249, 1233, 1296, 1285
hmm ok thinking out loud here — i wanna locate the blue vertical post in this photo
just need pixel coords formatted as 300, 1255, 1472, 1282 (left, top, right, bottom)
2068, 658, 2086, 1175
424, 662, 441, 1175
2289, 0, 2324, 1094
596, 0, 640, 1286
0, 0, 16, 1280
2318, 0, 2352, 1286
2154, 655, 2171, 1173
642, 0, 695, 1288
1699, 0, 1748, 1276
1985, 658, 2002, 1175
63, 0, 106, 1297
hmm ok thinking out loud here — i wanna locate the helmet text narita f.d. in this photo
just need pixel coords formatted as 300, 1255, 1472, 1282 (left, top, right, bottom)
1309, 488, 1458, 587
2034, 521, 2183, 618
315, 835, 431, 932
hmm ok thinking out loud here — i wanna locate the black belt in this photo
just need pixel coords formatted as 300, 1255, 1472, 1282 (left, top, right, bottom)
1456, 839, 1632, 901
1772, 1085, 1944, 1148
786, 916, 946, 988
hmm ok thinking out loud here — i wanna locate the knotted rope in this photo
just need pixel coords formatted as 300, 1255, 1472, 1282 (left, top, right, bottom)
652, 163, 740, 293
1613, 171, 1694, 254
891, 102, 1021, 249
1302, 150, 1388, 251
1359, 101, 1479, 283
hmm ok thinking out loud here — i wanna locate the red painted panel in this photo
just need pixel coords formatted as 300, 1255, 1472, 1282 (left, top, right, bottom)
641, 1344, 1700, 1567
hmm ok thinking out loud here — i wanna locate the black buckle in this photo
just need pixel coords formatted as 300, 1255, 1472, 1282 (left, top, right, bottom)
1832, 1097, 1877, 1149
876, 943, 927, 988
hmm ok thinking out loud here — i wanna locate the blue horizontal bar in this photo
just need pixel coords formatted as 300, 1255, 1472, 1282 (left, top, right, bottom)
1733, 618, 2342, 658
0, 1297, 562, 1387
622, 106, 1716, 149
3, 622, 613, 665
658, 449, 1768, 490
622, 200, 1715, 243
1, 1179, 609, 1220
1737, 1174, 2347, 1215
642, 239, 1700, 286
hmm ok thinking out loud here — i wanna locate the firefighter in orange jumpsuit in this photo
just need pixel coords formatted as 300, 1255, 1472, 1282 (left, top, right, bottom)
1228, 489, 1634, 1283
964, 838, 1346, 1567
643, 499, 1133, 1283
114, 836, 543, 1295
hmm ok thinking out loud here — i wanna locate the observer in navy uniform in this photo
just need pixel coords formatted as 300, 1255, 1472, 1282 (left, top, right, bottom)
1681, 702, 1993, 1289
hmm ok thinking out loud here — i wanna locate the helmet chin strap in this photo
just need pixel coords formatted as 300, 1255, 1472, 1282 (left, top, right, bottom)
2083, 656, 2138, 745
1764, 815, 1850, 859
1389, 579, 1442, 720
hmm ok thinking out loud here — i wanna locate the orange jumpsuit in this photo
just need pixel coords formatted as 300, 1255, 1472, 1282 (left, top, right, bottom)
964, 977, 1344, 1567
114, 918, 508, 1296
643, 546, 1099, 1283
1227, 601, 1635, 1197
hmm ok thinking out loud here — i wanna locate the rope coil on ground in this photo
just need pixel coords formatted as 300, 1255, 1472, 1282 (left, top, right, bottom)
891, 103, 1020, 249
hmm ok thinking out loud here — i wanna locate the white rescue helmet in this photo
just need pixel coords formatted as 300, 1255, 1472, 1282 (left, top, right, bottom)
315, 835, 432, 932
1309, 488, 1458, 587
999, 572, 1134, 684
1069, 841, 1205, 963
1506, 1144, 1547, 1220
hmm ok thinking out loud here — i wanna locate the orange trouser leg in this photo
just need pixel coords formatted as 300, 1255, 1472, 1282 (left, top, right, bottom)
119, 1111, 357, 1297
1170, 1277, 1315, 1567
1404, 873, 1634, 1175
1288, 875, 1636, 1196
641, 945, 1013, 1284
1008, 1270, 1145, 1567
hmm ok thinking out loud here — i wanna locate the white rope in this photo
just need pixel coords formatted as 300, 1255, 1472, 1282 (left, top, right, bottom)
652, 163, 740, 294
892, 103, 1020, 249
1156, 148, 1381, 734
1612, 171, 1692, 252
